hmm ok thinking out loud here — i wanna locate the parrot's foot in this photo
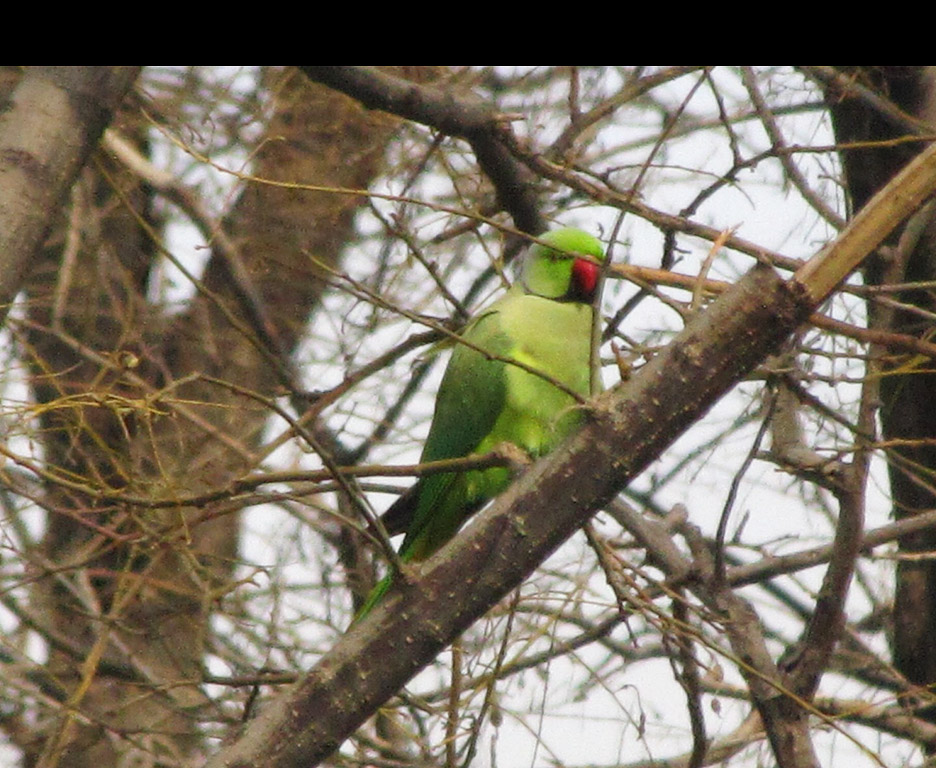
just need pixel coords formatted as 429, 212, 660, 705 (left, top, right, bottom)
611, 341, 633, 382
396, 560, 422, 586
492, 442, 532, 474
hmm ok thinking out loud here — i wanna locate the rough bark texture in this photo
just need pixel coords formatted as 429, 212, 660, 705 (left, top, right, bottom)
823, 67, 936, 698
19, 66, 435, 768
0, 67, 141, 324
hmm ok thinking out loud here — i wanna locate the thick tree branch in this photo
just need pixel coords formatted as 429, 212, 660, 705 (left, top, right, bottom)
297, 66, 545, 234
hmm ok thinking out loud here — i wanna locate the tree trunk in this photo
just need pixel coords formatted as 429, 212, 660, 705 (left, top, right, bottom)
21, 66, 436, 768
823, 66, 936, 712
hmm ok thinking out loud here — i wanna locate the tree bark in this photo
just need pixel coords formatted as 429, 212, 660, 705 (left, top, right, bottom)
21, 66, 436, 768
821, 66, 936, 706
0, 67, 140, 324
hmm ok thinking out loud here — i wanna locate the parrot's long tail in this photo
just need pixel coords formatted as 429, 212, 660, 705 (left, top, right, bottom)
352, 574, 393, 624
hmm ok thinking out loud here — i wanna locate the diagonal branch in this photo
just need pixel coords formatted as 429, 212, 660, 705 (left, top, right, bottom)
297, 66, 545, 234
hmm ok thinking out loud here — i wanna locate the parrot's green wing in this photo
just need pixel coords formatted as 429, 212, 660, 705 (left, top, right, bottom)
374, 322, 502, 540
396, 302, 517, 561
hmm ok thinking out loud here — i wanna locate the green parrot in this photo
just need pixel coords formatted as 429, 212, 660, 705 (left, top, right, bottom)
355, 227, 605, 619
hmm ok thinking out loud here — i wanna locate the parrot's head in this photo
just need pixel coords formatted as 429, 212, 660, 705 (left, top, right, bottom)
521, 227, 605, 303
